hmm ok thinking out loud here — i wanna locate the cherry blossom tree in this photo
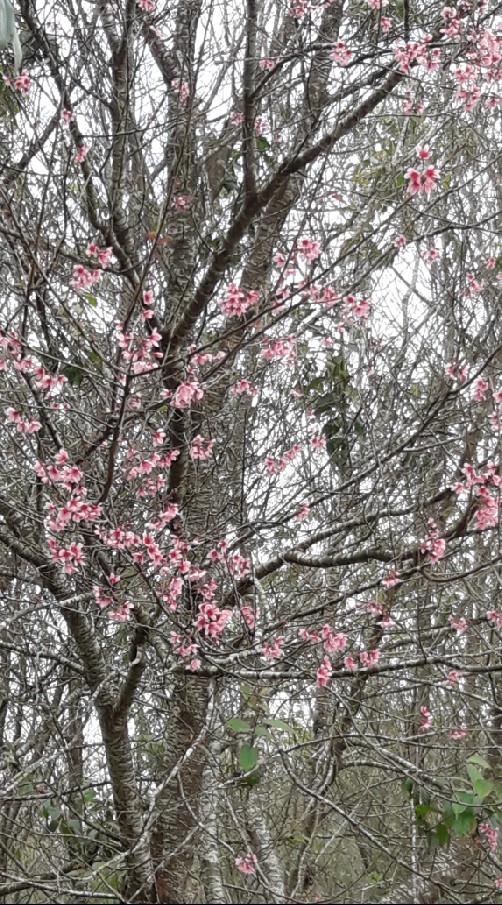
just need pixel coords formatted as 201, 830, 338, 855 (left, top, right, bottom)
1, 0, 502, 902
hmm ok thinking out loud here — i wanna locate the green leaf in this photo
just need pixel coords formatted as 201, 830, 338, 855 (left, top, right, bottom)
402, 777, 414, 795
415, 803, 433, 818
467, 754, 492, 770
256, 135, 270, 151
226, 718, 250, 733
61, 364, 84, 386
436, 822, 449, 846
241, 769, 262, 788
254, 726, 271, 738
395, 173, 405, 188
265, 718, 294, 733
239, 744, 258, 772
83, 292, 97, 307
467, 764, 494, 801
452, 811, 476, 835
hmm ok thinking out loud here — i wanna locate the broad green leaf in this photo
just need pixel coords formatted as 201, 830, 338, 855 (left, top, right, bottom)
239, 744, 258, 772
436, 822, 449, 846
265, 718, 294, 733
467, 764, 493, 801
254, 726, 271, 738
226, 718, 250, 733
452, 811, 476, 835
467, 754, 492, 770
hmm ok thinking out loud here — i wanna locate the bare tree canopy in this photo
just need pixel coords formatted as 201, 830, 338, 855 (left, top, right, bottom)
1, 0, 502, 902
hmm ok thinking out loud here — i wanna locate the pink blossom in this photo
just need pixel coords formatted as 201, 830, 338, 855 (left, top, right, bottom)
294, 502, 310, 521
70, 264, 101, 290
73, 145, 88, 164
261, 336, 296, 363
137, 0, 156, 9
235, 853, 257, 875
196, 601, 231, 641
344, 655, 358, 671
241, 605, 258, 630
419, 520, 446, 564
317, 656, 332, 687
419, 705, 432, 730
262, 636, 284, 659
359, 649, 379, 668
109, 601, 134, 622
382, 570, 401, 587
331, 41, 352, 66
379, 15, 392, 32
416, 144, 431, 160
171, 79, 189, 103
13, 69, 30, 94
189, 435, 215, 461
172, 195, 190, 210
394, 234, 407, 248
495, 878, 502, 890
448, 615, 467, 634
404, 166, 439, 195
219, 284, 258, 317
61, 108, 75, 123
259, 58, 277, 71
473, 377, 489, 401
171, 379, 204, 408
321, 625, 347, 653
450, 727, 468, 739
231, 379, 256, 396
479, 821, 499, 852
297, 237, 320, 262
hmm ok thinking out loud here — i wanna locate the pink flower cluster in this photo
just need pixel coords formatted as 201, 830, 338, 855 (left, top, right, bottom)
297, 237, 321, 262
265, 443, 301, 476
71, 264, 101, 291
171, 79, 189, 103
394, 41, 441, 75
235, 853, 257, 875
5, 407, 41, 434
13, 69, 30, 94
344, 294, 371, 320
317, 656, 332, 687
196, 601, 232, 641
115, 323, 162, 375
219, 284, 259, 317
419, 705, 432, 730
321, 624, 347, 654
170, 378, 204, 408
48, 539, 84, 574
344, 649, 380, 671
454, 462, 502, 531
94, 585, 133, 622
419, 519, 446, 564
261, 336, 296, 363
73, 145, 88, 164
189, 435, 215, 461
331, 41, 352, 66
448, 615, 467, 634
87, 242, 113, 267
231, 378, 257, 396
479, 822, 499, 852
405, 166, 439, 196
262, 635, 284, 659
450, 727, 468, 739
241, 605, 258, 630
